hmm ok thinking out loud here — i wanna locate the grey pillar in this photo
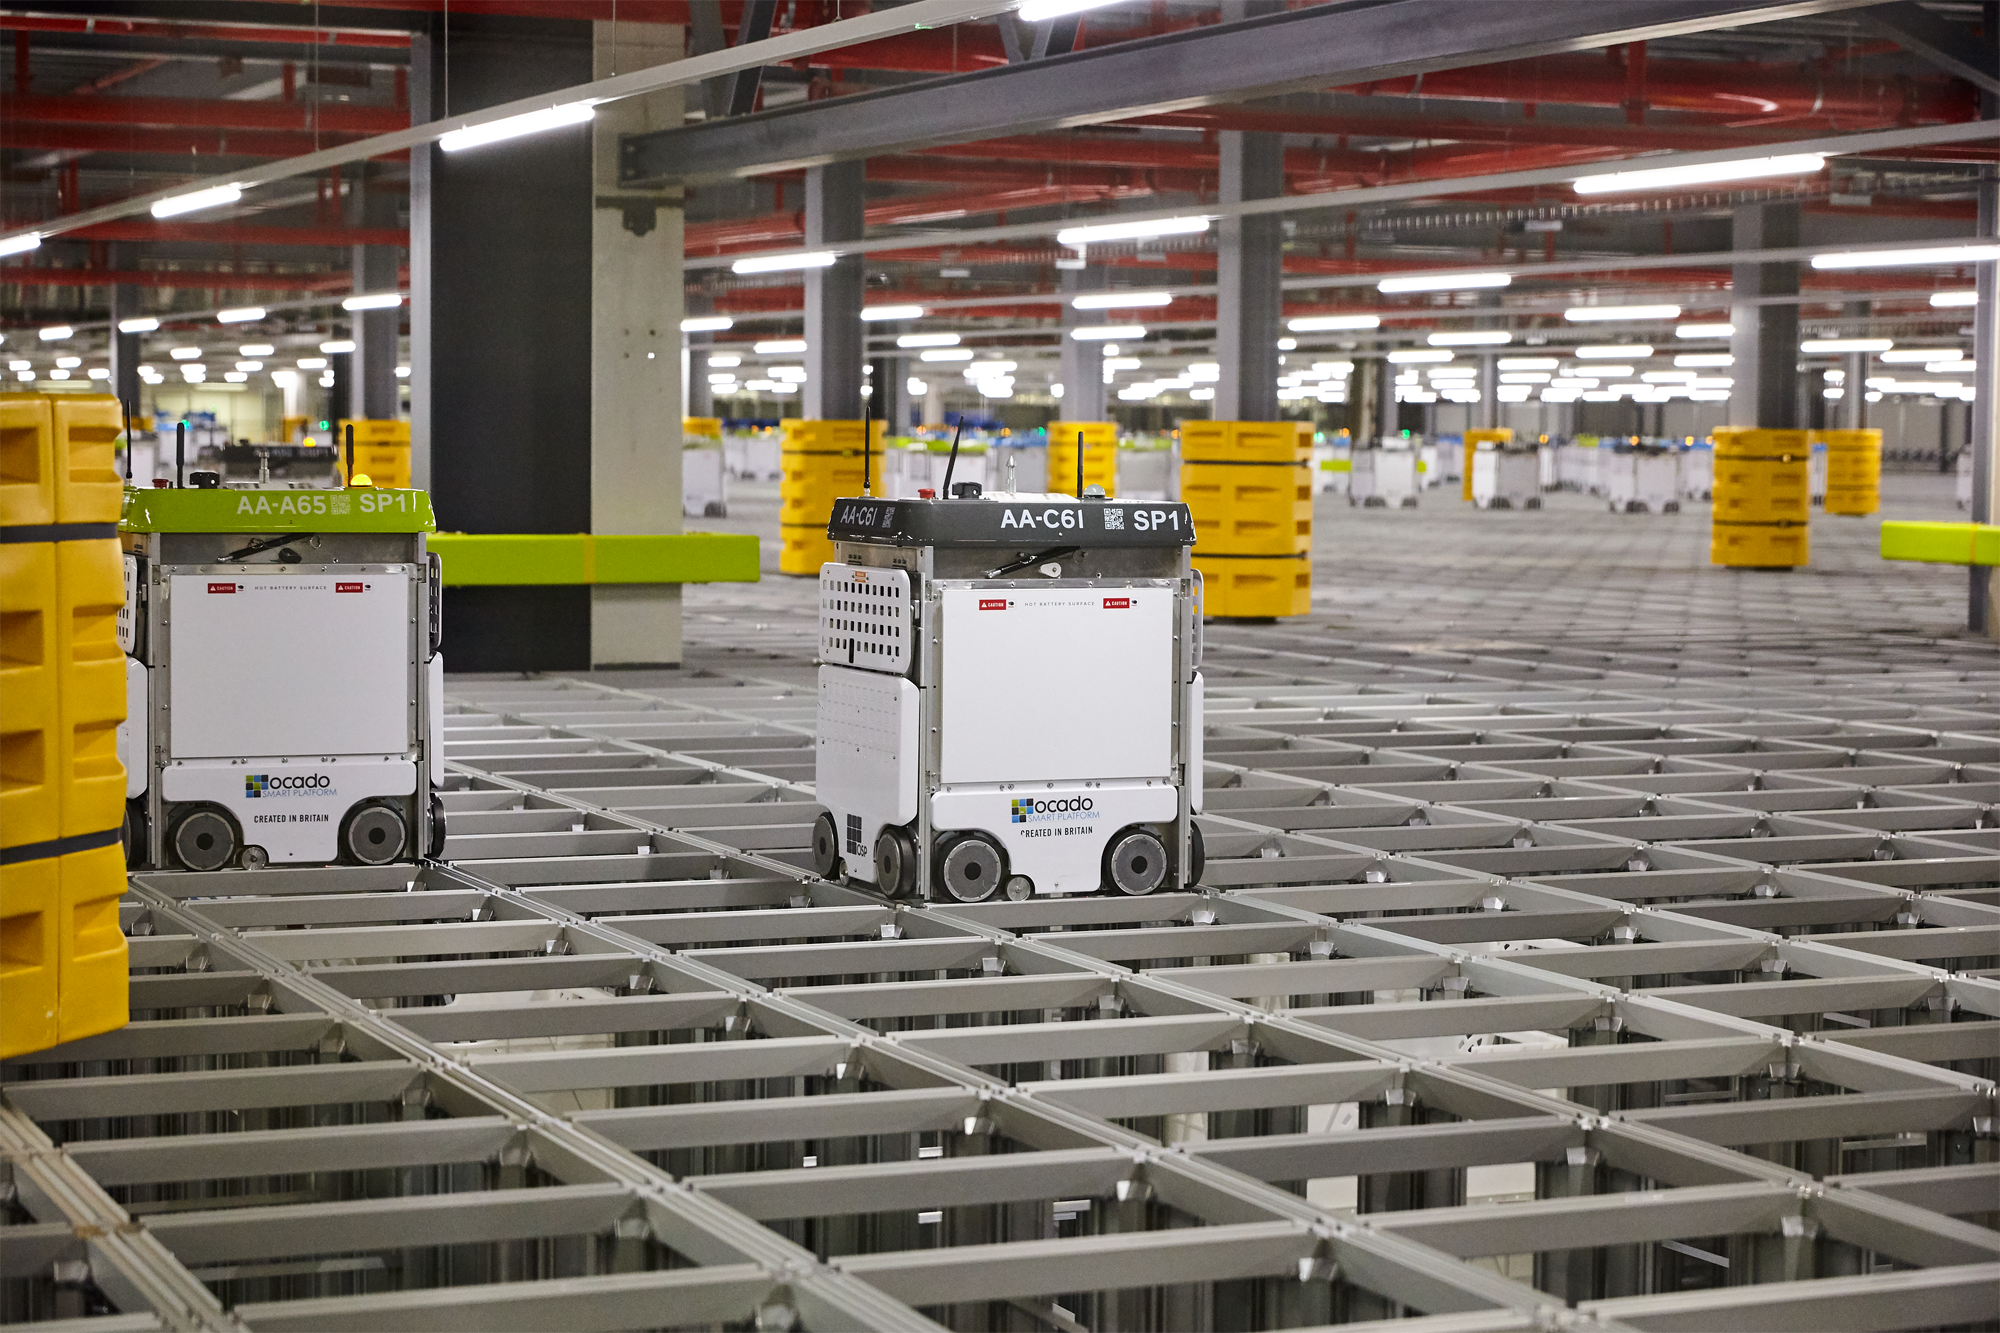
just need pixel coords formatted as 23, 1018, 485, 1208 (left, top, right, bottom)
1058, 267, 1107, 421
106, 242, 140, 413
351, 244, 401, 420
591, 18, 686, 668
803, 161, 865, 420
409, 12, 594, 671
869, 356, 900, 432
1374, 348, 1397, 445
1213, 130, 1283, 422
1477, 355, 1499, 431
1728, 203, 1800, 428
1839, 300, 1870, 432
685, 292, 714, 419
1968, 1, 2000, 632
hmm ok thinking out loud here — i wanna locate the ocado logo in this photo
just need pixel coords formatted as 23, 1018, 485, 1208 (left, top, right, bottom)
1011, 796, 1095, 822
245, 773, 331, 797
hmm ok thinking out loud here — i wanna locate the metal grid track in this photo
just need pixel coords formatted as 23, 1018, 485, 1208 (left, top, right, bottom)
6, 486, 1997, 1331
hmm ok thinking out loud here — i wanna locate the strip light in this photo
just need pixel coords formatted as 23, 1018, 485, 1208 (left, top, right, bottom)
1811, 243, 2000, 270
754, 339, 808, 354
1800, 338, 1892, 353
1676, 323, 1734, 338
1565, 304, 1681, 322
1574, 153, 1825, 195
1288, 314, 1381, 332
1055, 216, 1209, 246
732, 251, 838, 275
1387, 349, 1452, 364
1019, 0, 1121, 21
440, 102, 596, 153
216, 307, 265, 324
118, 317, 159, 333
1378, 271, 1510, 294
1929, 291, 1977, 308
1498, 357, 1559, 370
1071, 325, 1145, 341
152, 184, 242, 218
860, 305, 925, 321
681, 315, 733, 332
344, 292, 404, 312
1072, 291, 1173, 310
1428, 331, 1511, 346
320, 340, 357, 354
897, 333, 960, 348
1879, 348, 1964, 364
1576, 345, 1652, 358
0, 233, 42, 258
1675, 354, 1734, 368
38, 326, 72, 341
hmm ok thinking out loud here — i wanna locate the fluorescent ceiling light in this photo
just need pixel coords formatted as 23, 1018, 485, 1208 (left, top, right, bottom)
1287, 314, 1380, 332
1497, 357, 1559, 371
0, 233, 41, 258
1499, 372, 1551, 383
1072, 325, 1144, 341
1675, 354, 1733, 368
1072, 291, 1173, 310
1378, 271, 1510, 294
214, 307, 263, 325
169, 347, 201, 360
1812, 243, 2000, 270
1878, 348, 1961, 363
754, 339, 808, 354
236, 361, 263, 371
897, 333, 960, 348
1427, 330, 1511, 346
439, 102, 595, 153
1055, 216, 1209, 247
709, 353, 741, 368
395, 365, 410, 379
1800, 338, 1892, 353
1387, 349, 1452, 364
681, 315, 733, 332
920, 348, 973, 362
117, 317, 159, 333
1929, 291, 1977, 308
86, 368, 109, 380
966, 360, 1017, 375
906, 377, 928, 396
1576, 345, 1651, 358
224, 372, 248, 383
239, 344, 274, 356
732, 251, 837, 274
1565, 304, 1681, 322
54, 356, 80, 369
320, 339, 356, 354
152, 183, 242, 218
1018, 0, 1120, 22
860, 305, 924, 321
1102, 357, 1143, 371
343, 292, 404, 312
38, 326, 72, 341
296, 357, 328, 370
1573, 153, 1824, 196
1571, 365, 1630, 377
1676, 323, 1734, 338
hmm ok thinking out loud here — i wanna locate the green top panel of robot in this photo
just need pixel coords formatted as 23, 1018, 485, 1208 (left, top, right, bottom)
120, 487, 437, 534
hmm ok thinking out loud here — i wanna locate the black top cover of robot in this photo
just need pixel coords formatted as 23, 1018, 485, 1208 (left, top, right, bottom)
827, 495, 1197, 548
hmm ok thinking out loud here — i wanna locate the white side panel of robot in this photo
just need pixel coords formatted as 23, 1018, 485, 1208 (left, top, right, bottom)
933, 781, 1178, 895
162, 758, 418, 864
167, 572, 412, 759
819, 564, 913, 674
118, 657, 147, 799
815, 664, 919, 881
938, 586, 1173, 785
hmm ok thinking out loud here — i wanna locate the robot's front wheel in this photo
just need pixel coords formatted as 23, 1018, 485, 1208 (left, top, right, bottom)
169, 805, 239, 872
1105, 826, 1169, 896
874, 826, 919, 898
341, 801, 409, 866
936, 832, 1006, 903
811, 812, 842, 880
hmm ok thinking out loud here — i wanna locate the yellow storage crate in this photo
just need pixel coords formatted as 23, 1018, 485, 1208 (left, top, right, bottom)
1712, 522, 1808, 568
58, 841, 127, 1044
0, 854, 60, 1059
1711, 462, 1811, 524
1180, 420, 1310, 464
347, 443, 412, 490
780, 524, 837, 576
0, 541, 57, 850
684, 417, 724, 443
782, 418, 884, 453
50, 396, 123, 526
1, 393, 55, 529
55, 540, 126, 839
1816, 428, 1881, 517
1462, 428, 1513, 501
338, 418, 411, 446
1825, 487, 1879, 517
1712, 427, 1809, 461
1194, 553, 1312, 618
1047, 421, 1118, 497
1183, 462, 1312, 556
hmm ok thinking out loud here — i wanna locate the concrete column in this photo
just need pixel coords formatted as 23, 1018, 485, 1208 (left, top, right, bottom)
106, 242, 140, 414
350, 243, 401, 419
803, 161, 865, 420
408, 13, 594, 670
592, 18, 686, 668
1374, 347, 1397, 446
1971, 160, 1997, 634
1477, 355, 1499, 430
685, 292, 715, 419
1840, 300, 1870, 431
869, 355, 899, 432
1213, 130, 1283, 422
1058, 266, 1107, 421
1728, 203, 1800, 428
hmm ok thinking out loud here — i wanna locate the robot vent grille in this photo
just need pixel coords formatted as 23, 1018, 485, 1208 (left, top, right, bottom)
817, 564, 913, 675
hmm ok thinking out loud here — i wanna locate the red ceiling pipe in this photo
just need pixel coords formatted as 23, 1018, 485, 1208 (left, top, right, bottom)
0, 266, 342, 291
0, 122, 402, 160
68, 221, 407, 247
0, 12, 409, 49
0, 93, 408, 135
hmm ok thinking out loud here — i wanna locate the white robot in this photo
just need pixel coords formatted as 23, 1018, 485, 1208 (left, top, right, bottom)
811, 472, 1203, 902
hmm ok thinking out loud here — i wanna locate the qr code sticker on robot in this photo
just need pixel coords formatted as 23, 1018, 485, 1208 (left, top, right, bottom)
1101, 508, 1124, 530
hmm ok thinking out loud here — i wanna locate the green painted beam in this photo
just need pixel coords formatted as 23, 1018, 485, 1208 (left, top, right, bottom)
429, 532, 760, 585
1880, 521, 1999, 568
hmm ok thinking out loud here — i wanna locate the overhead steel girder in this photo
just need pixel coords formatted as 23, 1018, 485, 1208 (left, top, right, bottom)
619, 0, 1889, 183
1861, 1, 2000, 96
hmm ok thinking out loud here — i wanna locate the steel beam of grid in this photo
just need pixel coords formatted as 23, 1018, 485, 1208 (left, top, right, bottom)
7, 489, 1999, 1330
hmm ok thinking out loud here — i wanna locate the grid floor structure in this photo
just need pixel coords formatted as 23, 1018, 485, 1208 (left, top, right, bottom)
4, 477, 1995, 1332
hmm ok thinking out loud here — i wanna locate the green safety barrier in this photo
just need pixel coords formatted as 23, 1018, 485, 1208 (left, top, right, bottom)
1879, 521, 1999, 568
428, 532, 760, 585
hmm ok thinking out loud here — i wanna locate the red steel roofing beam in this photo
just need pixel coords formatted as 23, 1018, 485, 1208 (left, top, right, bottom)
0, 93, 409, 135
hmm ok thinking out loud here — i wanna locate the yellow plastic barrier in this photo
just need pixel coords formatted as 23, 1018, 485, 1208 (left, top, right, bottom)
1462, 428, 1513, 502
